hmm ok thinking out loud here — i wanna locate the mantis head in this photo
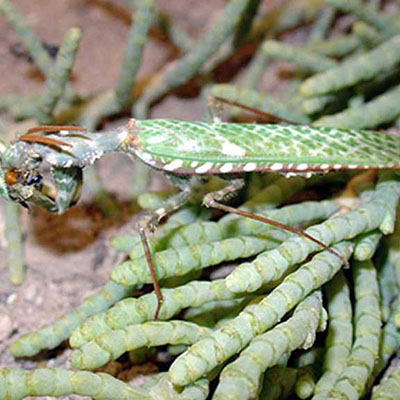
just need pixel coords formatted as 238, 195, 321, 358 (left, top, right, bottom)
0, 136, 82, 214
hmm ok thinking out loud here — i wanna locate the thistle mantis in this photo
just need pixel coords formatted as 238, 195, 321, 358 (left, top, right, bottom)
1, 118, 399, 317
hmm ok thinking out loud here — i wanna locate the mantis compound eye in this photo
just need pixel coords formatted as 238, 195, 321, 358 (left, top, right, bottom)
5, 168, 43, 188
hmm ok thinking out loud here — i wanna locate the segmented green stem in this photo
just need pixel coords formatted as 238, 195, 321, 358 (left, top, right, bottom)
327, 0, 400, 38
306, 35, 361, 57
69, 279, 237, 348
227, 175, 400, 293
301, 94, 336, 115
312, 271, 353, 400
111, 200, 338, 286
352, 21, 382, 48
148, 376, 209, 400
0, 368, 147, 400
313, 84, 400, 129
261, 40, 338, 72
300, 35, 400, 97
213, 291, 325, 400
210, 84, 309, 124
295, 349, 324, 400
259, 366, 297, 400
121, 175, 306, 259
112, 205, 202, 254
377, 245, 398, 322
309, 6, 335, 41
168, 242, 353, 386
354, 230, 382, 260
124, 0, 194, 52
366, 304, 400, 392
37, 27, 82, 124
10, 281, 135, 357
388, 234, 400, 291
372, 365, 400, 400
134, 0, 251, 118
233, 0, 262, 47
115, 0, 154, 108
71, 321, 212, 370
328, 260, 381, 399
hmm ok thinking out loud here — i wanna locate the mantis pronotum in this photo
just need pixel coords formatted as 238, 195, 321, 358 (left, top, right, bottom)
0, 119, 399, 317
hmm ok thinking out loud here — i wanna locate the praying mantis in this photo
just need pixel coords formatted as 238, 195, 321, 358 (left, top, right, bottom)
1, 118, 399, 317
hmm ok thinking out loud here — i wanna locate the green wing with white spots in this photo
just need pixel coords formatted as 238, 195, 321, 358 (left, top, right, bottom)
134, 120, 400, 174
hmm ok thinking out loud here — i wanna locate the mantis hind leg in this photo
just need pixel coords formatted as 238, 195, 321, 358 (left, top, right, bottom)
202, 177, 350, 268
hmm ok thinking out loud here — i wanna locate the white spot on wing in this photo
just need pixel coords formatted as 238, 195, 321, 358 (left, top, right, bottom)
221, 141, 246, 157
243, 162, 257, 171
296, 163, 308, 171
147, 135, 166, 145
333, 164, 342, 169
190, 161, 199, 168
195, 162, 213, 173
270, 163, 283, 171
164, 159, 183, 171
220, 163, 233, 173
141, 153, 153, 162
320, 164, 330, 170
179, 139, 198, 152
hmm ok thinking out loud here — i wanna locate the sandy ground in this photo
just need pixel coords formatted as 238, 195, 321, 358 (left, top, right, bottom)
0, 1, 229, 398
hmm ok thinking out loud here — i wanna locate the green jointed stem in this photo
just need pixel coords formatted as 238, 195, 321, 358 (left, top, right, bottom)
115, 0, 154, 108
128, 193, 329, 260
168, 242, 353, 386
301, 94, 336, 115
111, 200, 339, 286
259, 366, 297, 400
261, 40, 338, 72
366, 305, 400, 392
212, 291, 325, 400
354, 230, 382, 260
112, 205, 202, 254
377, 245, 398, 322
133, 0, 251, 118
309, 6, 335, 41
10, 281, 135, 357
148, 376, 209, 400
71, 320, 212, 370
328, 260, 381, 399
300, 35, 400, 97
327, 0, 400, 38
306, 35, 361, 57
210, 84, 309, 124
233, 0, 262, 47
124, 0, 194, 52
0, 368, 147, 400
37, 27, 82, 124
69, 279, 238, 348
372, 365, 400, 400
313, 84, 400, 129
113, 235, 271, 286
2, 199, 24, 285
388, 234, 400, 290
352, 21, 382, 48
184, 297, 252, 328
312, 271, 353, 400
226, 175, 400, 293
296, 357, 323, 400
